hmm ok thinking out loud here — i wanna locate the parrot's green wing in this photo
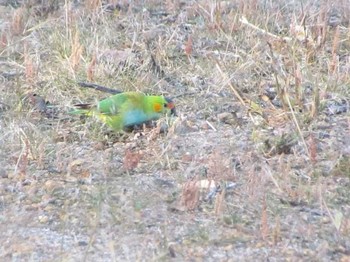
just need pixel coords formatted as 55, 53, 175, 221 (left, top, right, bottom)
97, 92, 145, 130
96, 92, 142, 115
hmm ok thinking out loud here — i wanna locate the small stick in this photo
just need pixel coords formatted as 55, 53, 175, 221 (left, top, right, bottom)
215, 63, 246, 106
239, 16, 291, 42
206, 120, 217, 131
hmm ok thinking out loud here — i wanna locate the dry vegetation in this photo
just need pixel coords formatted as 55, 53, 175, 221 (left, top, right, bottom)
0, 0, 350, 260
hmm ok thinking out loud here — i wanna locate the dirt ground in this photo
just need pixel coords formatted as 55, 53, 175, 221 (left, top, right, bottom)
0, 0, 349, 261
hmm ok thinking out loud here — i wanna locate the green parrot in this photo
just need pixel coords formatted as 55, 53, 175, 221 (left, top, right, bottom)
71, 91, 176, 131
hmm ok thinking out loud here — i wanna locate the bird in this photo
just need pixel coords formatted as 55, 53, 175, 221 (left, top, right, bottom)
71, 91, 176, 131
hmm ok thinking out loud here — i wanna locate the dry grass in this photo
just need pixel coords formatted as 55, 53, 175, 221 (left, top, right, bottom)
0, 0, 349, 260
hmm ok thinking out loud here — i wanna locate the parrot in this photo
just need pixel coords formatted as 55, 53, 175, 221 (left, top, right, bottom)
71, 91, 176, 131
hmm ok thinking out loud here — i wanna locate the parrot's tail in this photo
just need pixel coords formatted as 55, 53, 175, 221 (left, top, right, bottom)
74, 103, 93, 110
69, 103, 93, 115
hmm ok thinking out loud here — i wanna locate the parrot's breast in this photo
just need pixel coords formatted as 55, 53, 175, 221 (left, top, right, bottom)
123, 109, 160, 127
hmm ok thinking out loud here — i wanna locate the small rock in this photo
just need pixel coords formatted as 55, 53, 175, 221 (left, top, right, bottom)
181, 152, 193, 162
0, 169, 8, 178
217, 112, 237, 125
38, 215, 49, 223
93, 142, 105, 150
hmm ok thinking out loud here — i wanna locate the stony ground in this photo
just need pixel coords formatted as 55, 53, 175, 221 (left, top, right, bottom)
0, 0, 349, 261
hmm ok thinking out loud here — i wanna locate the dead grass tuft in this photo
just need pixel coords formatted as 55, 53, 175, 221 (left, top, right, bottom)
11, 7, 26, 36
123, 149, 143, 172
16, 133, 30, 178
260, 195, 269, 241
24, 43, 36, 85
69, 30, 84, 73
85, 0, 102, 13
0, 31, 8, 49
87, 54, 97, 82
180, 179, 200, 211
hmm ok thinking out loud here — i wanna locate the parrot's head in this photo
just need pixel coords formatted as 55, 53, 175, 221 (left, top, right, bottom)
149, 95, 176, 116
164, 97, 176, 116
